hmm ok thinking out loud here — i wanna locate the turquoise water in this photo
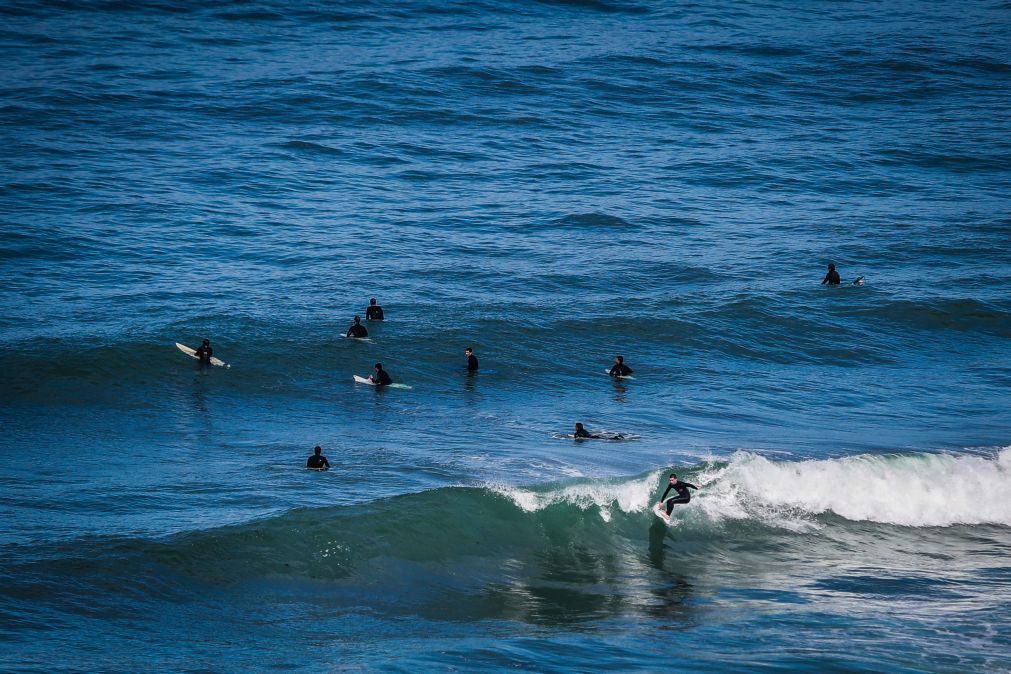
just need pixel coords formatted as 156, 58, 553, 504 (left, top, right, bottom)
1, 0, 1010, 671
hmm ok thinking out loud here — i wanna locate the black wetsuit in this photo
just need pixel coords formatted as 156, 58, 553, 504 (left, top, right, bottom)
373, 369, 392, 386
661, 480, 698, 514
574, 427, 593, 438
609, 363, 633, 377
307, 455, 330, 470
467, 354, 479, 371
366, 305, 384, 320
822, 270, 841, 285
347, 323, 368, 338
195, 344, 213, 365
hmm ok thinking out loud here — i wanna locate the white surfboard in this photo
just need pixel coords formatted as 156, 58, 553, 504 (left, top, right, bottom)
605, 368, 634, 379
653, 502, 671, 523
353, 375, 412, 389
176, 343, 229, 368
341, 334, 374, 343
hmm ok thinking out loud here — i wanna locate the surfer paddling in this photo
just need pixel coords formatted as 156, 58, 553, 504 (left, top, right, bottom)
370, 362, 392, 386
658, 474, 698, 516
366, 297, 384, 321
346, 315, 368, 338
572, 423, 624, 440
608, 355, 632, 377
306, 445, 330, 471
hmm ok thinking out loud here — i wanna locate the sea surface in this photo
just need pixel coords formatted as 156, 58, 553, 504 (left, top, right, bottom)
1, 0, 1010, 671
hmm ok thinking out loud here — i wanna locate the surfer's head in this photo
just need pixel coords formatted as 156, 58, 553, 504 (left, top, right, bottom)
354, 315, 361, 323
575, 423, 584, 430
615, 355, 624, 364
465, 347, 473, 355
202, 339, 210, 346
314, 445, 322, 455
669, 474, 678, 482
370, 298, 377, 305
374, 363, 383, 370
827, 263, 835, 271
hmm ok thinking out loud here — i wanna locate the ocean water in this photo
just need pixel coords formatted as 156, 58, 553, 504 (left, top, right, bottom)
1, 0, 1010, 670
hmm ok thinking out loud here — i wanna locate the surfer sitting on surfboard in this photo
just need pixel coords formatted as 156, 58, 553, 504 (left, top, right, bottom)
306, 445, 330, 471
370, 363, 392, 386
608, 355, 633, 377
366, 297, 384, 321
821, 263, 841, 285
658, 474, 698, 515
465, 347, 479, 372
347, 316, 368, 338
195, 339, 213, 365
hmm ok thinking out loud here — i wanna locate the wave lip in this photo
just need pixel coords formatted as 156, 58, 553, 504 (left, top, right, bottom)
701, 449, 1011, 528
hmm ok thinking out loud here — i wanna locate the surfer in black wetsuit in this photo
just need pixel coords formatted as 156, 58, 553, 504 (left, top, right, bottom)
658, 474, 698, 515
366, 298, 384, 321
346, 315, 368, 338
194, 339, 213, 365
306, 445, 330, 471
821, 263, 841, 285
465, 347, 479, 372
371, 362, 392, 386
609, 355, 632, 377
574, 422, 595, 439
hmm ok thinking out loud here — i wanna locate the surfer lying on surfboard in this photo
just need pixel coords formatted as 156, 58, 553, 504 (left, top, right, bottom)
658, 473, 698, 516
573, 422, 624, 440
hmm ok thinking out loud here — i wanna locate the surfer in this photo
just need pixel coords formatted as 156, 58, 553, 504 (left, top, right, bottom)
370, 362, 393, 386
658, 474, 698, 515
465, 347, 479, 372
609, 355, 633, 377
346, 315, 368, 338
366, 298, 384, 321
194, 339, 213, 365
572, 423, 624, 440
821, 263, 841, 285
306, 445, 330, 471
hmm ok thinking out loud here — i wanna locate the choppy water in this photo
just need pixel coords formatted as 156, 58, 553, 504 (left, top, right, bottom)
1, 0, 1010, 671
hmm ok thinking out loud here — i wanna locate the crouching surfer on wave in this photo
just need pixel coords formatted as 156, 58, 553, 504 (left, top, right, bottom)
658, 473, 698, 516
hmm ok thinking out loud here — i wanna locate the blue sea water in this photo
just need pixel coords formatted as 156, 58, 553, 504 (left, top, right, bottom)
1, 0, 1010, 670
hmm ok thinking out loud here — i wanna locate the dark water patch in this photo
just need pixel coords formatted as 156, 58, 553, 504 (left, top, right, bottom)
272, 139, 345, 156
550, 213, 636, 229
531, 0, 650, 14
842, 298, 1011, 337
813, 574, 965, 600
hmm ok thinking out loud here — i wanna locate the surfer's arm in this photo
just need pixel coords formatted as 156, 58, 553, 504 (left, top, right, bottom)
659, 484, 673, 502
685, 482, 698, 491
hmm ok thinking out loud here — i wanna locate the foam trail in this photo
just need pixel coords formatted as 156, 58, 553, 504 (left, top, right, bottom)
701, 448, 1011, 528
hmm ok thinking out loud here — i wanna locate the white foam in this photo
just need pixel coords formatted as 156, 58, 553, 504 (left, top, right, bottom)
492, 471, 661, 518
702, 448, 1011, 528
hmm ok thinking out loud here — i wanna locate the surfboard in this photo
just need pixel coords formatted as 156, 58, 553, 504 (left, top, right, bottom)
653, 502, 671, 523
341, 333, 373, 342
605, 369, 634, 379
353, 375, 412, 390
176, 343, 229, 368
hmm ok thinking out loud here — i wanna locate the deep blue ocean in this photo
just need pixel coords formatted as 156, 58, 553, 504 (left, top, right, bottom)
2, 0, 1010, 671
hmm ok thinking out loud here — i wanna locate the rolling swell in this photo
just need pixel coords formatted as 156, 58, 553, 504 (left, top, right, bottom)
11, 448, 1010, 580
